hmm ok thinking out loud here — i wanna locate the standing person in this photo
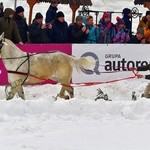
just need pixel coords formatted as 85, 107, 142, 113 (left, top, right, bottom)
51, 11, 69, 43
0, 8, 23, 44
45, 2, 59, 24
84, 15, 99, 43
132, 64, 150, 98
98, 12, 116, 43
138, 11, 150, 29
68, 15, 89, 43
29, 12, 52, 43
113, 16, 130, 43
122, 8, 132, 38
14, 6, 29, 43
127, 28, 145, 43
138, 11, 150, 43
0, 2, 4, 18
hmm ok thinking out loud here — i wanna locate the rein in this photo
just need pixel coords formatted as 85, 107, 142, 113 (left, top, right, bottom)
7, 67, 138, 88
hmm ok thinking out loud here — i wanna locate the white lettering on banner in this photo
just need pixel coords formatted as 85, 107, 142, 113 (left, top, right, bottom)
72, 44, 150, 83
0, 70, 1, 74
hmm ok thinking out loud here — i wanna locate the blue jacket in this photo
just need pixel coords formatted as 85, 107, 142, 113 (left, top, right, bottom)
84, 24, 99, 43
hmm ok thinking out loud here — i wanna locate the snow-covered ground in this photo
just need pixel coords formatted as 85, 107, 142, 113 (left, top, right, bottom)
1, 0, 150, 150
1, 78, 150, 150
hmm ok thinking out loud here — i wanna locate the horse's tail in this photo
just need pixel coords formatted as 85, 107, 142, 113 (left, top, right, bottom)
72, 57, 93, 72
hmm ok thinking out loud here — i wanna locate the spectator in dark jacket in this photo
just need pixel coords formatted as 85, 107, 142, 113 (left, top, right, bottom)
14, 6, 29, 43
51, 11, 69, 43
122, 8, 132, 38
29, 12, 52, 43
0, 2, 4, 18
68, 15, 89, 43
0, 8, 22, 44
127, 28, 145, 43
45, 2, 58, 24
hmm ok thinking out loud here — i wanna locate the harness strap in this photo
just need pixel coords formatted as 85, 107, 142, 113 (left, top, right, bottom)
6, 53, 30, 85
21, 53, 30, 85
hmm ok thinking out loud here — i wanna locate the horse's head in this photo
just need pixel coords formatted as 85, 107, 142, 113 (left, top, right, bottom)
0, 32, 4, 51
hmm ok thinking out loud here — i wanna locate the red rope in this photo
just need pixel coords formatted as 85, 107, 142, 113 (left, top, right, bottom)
8, 67, 138, 87
71, 67, 139, 87
8, 70, 56, 84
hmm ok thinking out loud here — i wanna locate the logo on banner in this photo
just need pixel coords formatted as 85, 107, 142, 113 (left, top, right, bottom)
81, 52, 150, 74
81, 52, 101, 75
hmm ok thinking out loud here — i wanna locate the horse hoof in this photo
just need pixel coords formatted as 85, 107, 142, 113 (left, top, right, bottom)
6, 96, 13, 100
20, 96, 25, 100
65, 95, 70, 100
57, 94, 70, 100
19, 95, 25, 100
6, 92, 14, 100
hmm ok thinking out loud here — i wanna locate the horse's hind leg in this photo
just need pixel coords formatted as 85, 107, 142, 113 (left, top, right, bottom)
64, 85, 74, 99
57, 86, 69, 100
143, 83, 150, 98
57, 84, 74, 100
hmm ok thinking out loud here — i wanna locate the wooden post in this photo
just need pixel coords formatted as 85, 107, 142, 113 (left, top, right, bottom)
69, 4, 80, 23
27, 0, 37, 25
14, 0, 17, 10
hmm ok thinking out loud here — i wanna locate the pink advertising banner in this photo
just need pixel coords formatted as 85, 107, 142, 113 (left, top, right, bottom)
0, 44, 72, 85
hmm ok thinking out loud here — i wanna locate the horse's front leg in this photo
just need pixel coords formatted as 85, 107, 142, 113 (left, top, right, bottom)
6, 79, 25, 100
17, 86, 25, 100
5, 85, 15, 100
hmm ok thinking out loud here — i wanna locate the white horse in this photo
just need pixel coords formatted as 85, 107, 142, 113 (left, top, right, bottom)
0, 33, 93, 100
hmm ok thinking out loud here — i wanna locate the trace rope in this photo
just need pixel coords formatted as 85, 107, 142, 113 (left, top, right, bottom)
7, 60, 138, 87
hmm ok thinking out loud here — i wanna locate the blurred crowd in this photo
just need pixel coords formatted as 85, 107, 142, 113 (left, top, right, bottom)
0, 2, 150, 44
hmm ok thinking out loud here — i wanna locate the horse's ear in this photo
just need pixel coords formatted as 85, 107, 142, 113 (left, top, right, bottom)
1, 32, 5, 41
